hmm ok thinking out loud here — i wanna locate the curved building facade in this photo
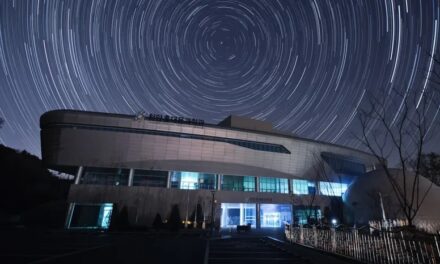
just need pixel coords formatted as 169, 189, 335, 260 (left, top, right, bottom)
40, 110, 379, 229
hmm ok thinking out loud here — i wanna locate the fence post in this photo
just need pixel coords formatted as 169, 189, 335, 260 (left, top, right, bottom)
352, 228, 358, 260
300, 224, 304, 244
331, 227, 336, 252
313, 225, 317, 247
290, 224, 293, 243
435, 235, 440, 261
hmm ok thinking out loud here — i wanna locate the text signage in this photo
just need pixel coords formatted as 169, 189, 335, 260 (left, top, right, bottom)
135, 112, 204, 126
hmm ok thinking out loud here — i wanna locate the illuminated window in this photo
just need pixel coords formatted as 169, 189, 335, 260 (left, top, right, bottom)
259, 177, 289, 194
170, 171, 216, 190
294, 206, 321, 225
319, 182, 348, 196
222, 175, 255, 192
68, 203, 113, 229
292, 180, 316, 195
220, 203, 256, 228
260, 204, 292, 227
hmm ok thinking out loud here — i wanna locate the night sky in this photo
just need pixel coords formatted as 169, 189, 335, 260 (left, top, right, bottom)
0, 0, 439, 156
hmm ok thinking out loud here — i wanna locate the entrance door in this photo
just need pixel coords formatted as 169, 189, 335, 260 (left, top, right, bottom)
220, 203, 256, 228
260, 204, 292, 228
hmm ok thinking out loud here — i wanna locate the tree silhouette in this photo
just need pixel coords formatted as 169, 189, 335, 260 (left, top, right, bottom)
110, 205, 130, 231
168, 204, 182, 231
152, 213, 163, 229
355, 86, 438, 227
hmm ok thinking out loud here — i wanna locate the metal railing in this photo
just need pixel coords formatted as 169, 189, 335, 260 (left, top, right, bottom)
369, 219, 440, 235
285, 224, 440, 264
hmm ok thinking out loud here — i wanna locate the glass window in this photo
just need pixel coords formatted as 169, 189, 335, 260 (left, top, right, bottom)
294, 206, 321, 225
170, 171, 216, 190
220, 203, 256, 228
68, 203, 113, 229
47, 123, 291, 154
321, 152, 366, 176
80, 167, 129, 186
221, 175, 255, 192
260, 204, 292, 227
292, 179, 316, 195
259, 177, 289, 193
319, 182, 348, 196
133, 169, 168, 187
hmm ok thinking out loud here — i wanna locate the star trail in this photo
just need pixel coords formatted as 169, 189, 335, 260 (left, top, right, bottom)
0, 0, 439, 156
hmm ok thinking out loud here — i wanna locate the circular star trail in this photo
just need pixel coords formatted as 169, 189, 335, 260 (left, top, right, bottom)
0, 0, 439, 155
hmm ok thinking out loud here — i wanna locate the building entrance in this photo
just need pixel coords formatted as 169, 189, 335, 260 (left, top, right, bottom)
260, 204, 292, 228
220, 203, 292, 228
220, 203, 256, 228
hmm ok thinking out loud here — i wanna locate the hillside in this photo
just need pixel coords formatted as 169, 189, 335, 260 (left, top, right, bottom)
0, 144, 72, 226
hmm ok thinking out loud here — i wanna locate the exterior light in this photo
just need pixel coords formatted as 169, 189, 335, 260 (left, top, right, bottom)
331, 219, 337, 225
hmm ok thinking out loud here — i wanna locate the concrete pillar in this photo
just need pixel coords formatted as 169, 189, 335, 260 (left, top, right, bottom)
217, 174, 222, 190
240, 203, 244, 225
255, 176, 260, 192
74, 166, 84, 185
291, 203, 295, 226
288, 179, 292, 194
166, 171, 171, 188
128, 169, 135, 186
256, 203, 261, 228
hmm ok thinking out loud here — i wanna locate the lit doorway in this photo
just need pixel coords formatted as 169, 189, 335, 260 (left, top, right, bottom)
260, 204, 292, 228
220, 203, 256, 228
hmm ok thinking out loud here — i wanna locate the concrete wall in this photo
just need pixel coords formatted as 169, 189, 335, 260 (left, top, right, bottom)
41, 110, 378, 180
68, 184, 332, 227
345, 169, 440, 225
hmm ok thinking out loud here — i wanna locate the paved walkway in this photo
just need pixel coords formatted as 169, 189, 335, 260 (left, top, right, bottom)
208, 229, 361, 264
208, 237, 309, 264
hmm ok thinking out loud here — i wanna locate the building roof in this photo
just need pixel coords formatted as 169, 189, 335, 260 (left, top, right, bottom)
40, 109, 373, 157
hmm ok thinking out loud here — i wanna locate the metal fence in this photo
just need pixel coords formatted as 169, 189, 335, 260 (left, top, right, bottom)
369, 219, 440, 235
285, 224, 440, 264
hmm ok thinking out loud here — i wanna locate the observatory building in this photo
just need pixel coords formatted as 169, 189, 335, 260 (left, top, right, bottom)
40, 110, 379, 229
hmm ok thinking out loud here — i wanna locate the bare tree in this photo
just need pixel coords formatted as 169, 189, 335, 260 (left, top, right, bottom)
296, 157, 322, 225
354, 84, 439, 227
428, 55, 440, 92
296, 153, 339, 225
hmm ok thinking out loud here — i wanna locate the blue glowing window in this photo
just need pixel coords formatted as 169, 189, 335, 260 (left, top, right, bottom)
68, 203, 113, 229
170, 171, 216, 190
259, 177, 289, 194
292, 179, 316, 195
319, 182, 348, 196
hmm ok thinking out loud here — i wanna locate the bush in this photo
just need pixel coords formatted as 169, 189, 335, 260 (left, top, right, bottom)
110, 205, 130, 231
152, 213, 163, 229
167, 204, 181, 231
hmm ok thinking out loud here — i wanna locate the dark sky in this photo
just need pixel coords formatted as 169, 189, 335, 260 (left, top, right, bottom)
0, 0, 439, 157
